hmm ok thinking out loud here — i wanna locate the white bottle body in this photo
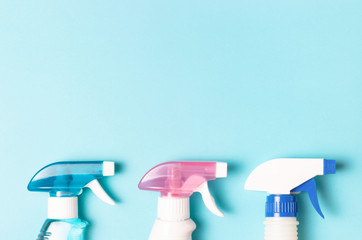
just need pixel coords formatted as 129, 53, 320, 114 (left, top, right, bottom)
264, 217, 299, 240
149, 218, 196, 240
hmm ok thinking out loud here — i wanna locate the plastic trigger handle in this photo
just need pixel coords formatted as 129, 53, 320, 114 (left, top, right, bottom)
292, 178, 324, 218
195, 182, 224, 217
85, 179, 116, 205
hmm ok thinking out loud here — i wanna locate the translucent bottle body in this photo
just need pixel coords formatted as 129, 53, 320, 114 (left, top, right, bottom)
37, 218, 88, 240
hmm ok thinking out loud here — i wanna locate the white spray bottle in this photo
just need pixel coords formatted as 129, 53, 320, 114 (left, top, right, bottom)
245, 158, 336, 240
138, 161, 228, 240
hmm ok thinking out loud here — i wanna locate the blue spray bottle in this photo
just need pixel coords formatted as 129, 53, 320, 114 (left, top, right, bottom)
28, 161, 116, 240
244, 158, 336, 240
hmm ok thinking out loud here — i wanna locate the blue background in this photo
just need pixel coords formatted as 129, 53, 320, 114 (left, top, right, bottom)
0, 0, 361, 239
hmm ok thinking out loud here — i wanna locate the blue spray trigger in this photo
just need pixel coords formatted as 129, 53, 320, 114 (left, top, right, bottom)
291, 178, 324, 219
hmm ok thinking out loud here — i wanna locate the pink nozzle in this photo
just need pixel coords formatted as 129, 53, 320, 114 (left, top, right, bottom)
138, 162, 225, 197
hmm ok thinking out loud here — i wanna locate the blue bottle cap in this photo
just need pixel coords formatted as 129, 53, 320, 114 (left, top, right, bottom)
265, 194, 297, 217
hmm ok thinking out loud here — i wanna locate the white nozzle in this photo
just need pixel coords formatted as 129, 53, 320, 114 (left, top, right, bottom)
216, 162, 228, 178
244, 158, 324, 194
103, 161, 115, 176
85, 179, 116, 205
195, 182, 224, 217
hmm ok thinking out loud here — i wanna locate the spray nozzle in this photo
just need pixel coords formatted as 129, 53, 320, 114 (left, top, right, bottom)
245, 158, 336, 218
138, 161, 227, 217
28, 161, 116, 205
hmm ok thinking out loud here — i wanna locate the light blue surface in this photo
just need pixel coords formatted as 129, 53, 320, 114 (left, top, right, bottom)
0, 0, 361, 239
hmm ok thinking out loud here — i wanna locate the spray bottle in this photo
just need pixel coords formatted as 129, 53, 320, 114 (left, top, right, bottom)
28, 161, 116, 240
138, 161, 227, 240
244, 158, 336, 240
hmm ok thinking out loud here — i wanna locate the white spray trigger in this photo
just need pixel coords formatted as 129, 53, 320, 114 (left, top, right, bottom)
195, 182, 224, 217
85, 179, 116, 205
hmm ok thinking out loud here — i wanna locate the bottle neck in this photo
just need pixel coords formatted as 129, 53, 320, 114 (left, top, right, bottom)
157, 197, 190, 221
48, 197, 78, 219
264, 217, 299, 240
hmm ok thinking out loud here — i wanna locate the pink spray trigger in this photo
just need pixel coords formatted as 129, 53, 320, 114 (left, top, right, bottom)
138, 162, 226, 198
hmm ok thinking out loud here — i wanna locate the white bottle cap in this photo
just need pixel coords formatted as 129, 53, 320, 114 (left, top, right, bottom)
48, 197, 78, 219
157, 197, 190, 221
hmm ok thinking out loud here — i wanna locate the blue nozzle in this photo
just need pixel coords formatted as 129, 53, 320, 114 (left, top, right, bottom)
28, 161, 106, 197
324, 159, 336, 174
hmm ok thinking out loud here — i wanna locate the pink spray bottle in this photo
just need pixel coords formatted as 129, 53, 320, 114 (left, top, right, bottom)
138, 161, 228, 240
